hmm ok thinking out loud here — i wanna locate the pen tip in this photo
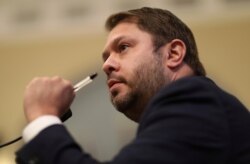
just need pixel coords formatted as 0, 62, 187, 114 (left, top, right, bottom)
90, 72, 98, 79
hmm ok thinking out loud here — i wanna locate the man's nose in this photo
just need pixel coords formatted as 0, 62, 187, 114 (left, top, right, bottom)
102, 56, 120, 75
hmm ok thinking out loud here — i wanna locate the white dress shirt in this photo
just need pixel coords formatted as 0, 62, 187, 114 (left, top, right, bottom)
22, 115, 62, 143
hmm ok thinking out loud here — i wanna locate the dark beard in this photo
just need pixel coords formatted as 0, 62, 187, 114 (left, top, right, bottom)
111, 53, 169, 121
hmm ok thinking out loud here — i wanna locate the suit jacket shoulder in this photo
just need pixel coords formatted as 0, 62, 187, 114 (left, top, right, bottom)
137, 76, 250, 163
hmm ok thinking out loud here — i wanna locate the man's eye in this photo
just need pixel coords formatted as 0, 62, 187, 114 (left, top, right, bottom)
118, 44, 129, 52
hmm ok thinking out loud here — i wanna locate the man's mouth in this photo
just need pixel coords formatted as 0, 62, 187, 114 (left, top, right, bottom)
107, 79, 122, 89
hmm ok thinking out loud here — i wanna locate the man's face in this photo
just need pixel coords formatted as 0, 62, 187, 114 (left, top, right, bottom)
102, 22, 169, 121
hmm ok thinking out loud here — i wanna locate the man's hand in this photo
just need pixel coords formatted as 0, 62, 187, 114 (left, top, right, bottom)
23, 76, 75, 123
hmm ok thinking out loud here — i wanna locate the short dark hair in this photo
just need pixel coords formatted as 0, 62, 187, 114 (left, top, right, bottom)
105, 7, 206, 76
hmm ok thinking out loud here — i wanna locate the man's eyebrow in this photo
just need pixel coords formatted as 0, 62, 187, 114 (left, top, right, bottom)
102, 36, 125, 60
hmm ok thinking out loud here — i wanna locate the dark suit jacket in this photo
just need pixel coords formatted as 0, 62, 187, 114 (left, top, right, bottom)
16, 76, 250, 164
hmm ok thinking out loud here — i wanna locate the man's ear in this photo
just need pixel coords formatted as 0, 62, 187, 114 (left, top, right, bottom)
162, 39, 186, 69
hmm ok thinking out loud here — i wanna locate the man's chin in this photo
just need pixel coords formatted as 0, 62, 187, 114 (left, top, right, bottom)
111, 95, 141, 122
111, 94, 129, 112
114, 104, 139, 122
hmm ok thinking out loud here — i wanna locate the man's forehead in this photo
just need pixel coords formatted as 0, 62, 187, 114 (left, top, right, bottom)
104, 22, 150, 47
107, 23, 138, 39
103, 24, 133, 49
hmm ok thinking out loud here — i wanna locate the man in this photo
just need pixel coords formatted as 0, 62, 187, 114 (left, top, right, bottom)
16, 7, 250, 164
